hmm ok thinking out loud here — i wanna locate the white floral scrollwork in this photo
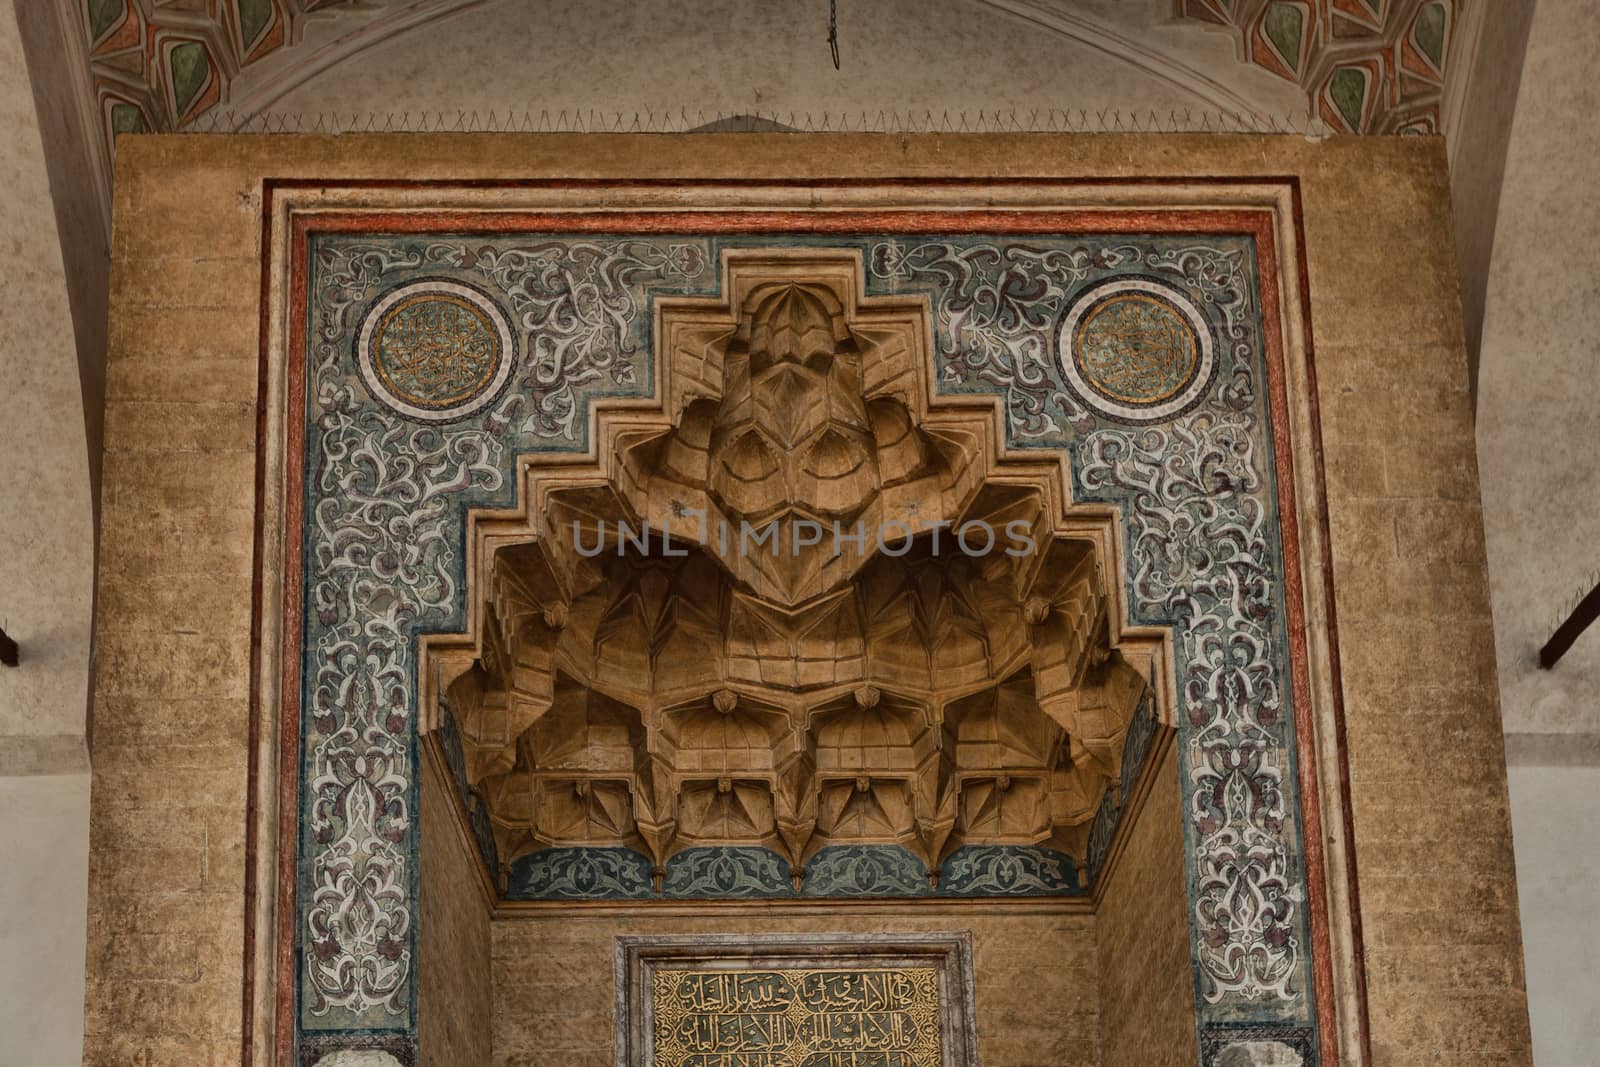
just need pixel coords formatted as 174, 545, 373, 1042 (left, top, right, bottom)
301, 237, 705, 1022
872, 235, 1304, 1005
1079, 412, 1302, 1003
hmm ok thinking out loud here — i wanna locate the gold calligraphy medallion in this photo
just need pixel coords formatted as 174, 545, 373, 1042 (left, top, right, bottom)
372, 292, 502, 409
1057, 276, 1216, 425
356, 279, 515, 422
1072, 292, 1199, 406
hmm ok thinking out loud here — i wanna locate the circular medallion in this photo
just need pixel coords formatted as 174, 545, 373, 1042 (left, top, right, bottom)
357, 280, 515, 422
1058, 277, 1215, 424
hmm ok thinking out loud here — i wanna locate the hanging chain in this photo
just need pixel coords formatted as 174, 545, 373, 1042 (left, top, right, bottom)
828, 0, 840, 69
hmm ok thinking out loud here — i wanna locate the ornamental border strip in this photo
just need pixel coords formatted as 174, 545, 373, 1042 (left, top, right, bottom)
252, 187, 1358, 1067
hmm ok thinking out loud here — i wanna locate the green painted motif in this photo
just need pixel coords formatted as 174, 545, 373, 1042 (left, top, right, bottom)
238, 0, 274, 46
1263, 3, 1305, 72
109, 103, 144, 137
86, 0, 122, 41
168, 42, 210, 117
1415, 2, 1447, 68
1329, 66, 1369, 130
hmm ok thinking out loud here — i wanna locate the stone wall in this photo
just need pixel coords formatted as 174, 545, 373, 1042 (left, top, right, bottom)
0, 774, 90, 1064
1447, 0, 1536, 392
419, 753, 493, 1066
86, 136, 260, 1066
1096, 746, 1194, 1067
257, 0, 1302, 128
1306, 138, 1531, 1062
492, 909, 1099, 1067
1506, 765, 1600, 1065
89, 132, 1531, 1066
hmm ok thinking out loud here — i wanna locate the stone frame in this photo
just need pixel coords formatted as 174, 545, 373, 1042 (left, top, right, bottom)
81, 131, 1533, 1067
246, 175, 1362, 1066
612, 932, 982, 1067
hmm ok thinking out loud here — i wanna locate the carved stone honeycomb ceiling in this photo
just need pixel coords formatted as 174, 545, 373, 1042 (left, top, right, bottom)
437, 253, 1158, 893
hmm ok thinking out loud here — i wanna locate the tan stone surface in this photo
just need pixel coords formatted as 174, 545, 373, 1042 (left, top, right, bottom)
419, 755, 493, 1067
1096, 746, 1194, 1067
91, 132, 1531, 1066
492, 909, 1099, 1067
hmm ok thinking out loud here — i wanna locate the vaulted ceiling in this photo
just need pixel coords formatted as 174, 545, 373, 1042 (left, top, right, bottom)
76, 0, 484, 144
59, 0, 1478, 219
77, 0, 1463, 144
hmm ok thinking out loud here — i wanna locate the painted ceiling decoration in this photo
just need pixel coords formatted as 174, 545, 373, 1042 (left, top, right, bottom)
75, 0, 477, 157
1176, 0, 1461, 133
85, 0, 282, 145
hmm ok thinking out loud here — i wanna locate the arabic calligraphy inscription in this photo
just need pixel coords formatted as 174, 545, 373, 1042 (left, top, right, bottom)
1057, 276, 1216, 424
356, 279, 515, 421
652, 968, 943, 1067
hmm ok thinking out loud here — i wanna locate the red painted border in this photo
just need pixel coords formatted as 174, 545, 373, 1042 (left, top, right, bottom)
1291, 180, 1373, 1067
248, 183, 1366, 1067
241, 168, 274, 1067
1254, 214, 1343, 1067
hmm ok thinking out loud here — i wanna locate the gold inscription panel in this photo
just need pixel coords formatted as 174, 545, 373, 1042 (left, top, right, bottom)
651, 967, 943, 1067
